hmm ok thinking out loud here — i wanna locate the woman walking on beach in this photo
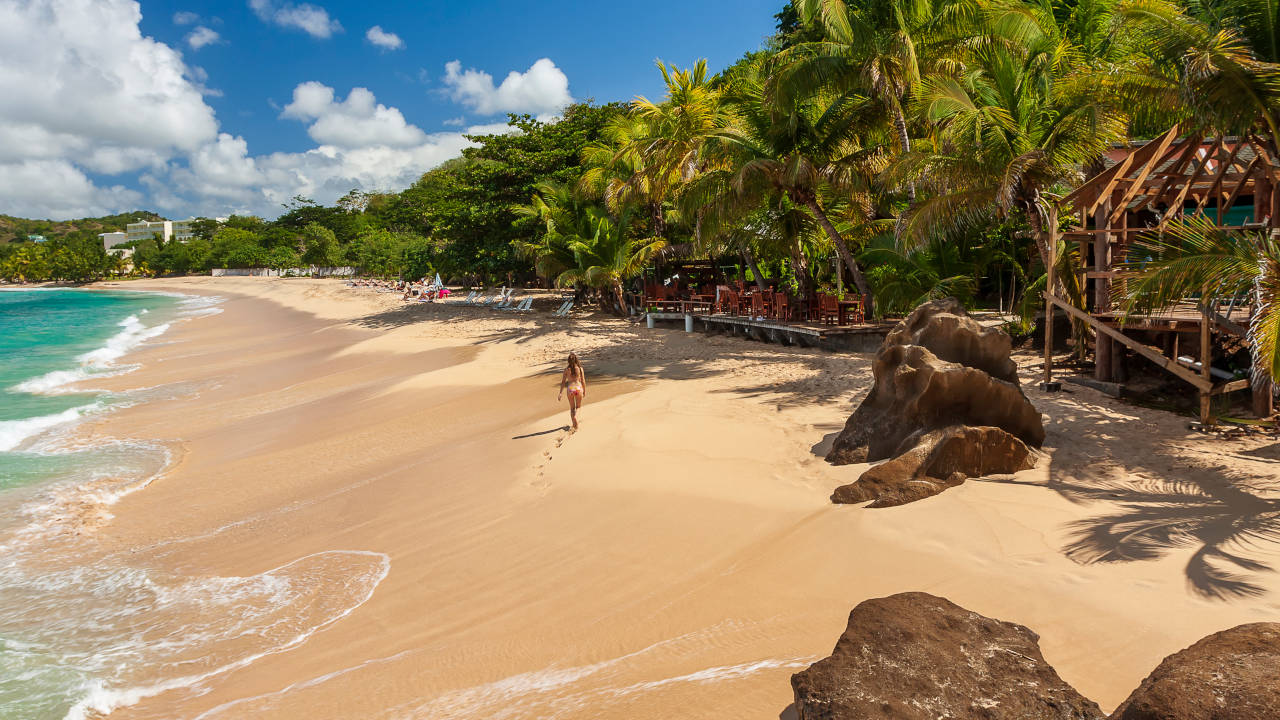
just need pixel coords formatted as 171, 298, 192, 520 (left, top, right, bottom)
558, 352, 586, 430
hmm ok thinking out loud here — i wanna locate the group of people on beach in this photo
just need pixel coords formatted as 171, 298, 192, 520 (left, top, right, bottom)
344, 278, 451, 302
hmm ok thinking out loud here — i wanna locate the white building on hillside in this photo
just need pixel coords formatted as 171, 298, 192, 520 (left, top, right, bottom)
100, 231, 127, 251
124, 218, 200, 244
125, 220, 171, 244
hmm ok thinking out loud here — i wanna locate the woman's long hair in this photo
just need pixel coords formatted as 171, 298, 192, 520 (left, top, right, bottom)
567, 352, 580, 373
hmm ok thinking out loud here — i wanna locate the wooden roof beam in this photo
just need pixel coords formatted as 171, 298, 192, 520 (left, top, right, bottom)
1132, 135, 1204, 214
1062, 125, 1181, 213
1158, 146, 1218, 227
1106, 129, 1184, 225
1221, 155, 1261, 214
1193, 138, 1242, 216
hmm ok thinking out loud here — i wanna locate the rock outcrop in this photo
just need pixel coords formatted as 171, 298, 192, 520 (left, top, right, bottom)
1109, 622, 1280, 720
826, 299, 1044, 507
791, 594, 1280, 720
791, 592, 1105, 720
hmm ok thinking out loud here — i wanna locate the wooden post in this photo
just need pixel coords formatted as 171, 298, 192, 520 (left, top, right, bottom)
1200, 289, 1213, 424
1094, 199, 1114, 381
1042, 206, 1058, 389
1254, 378, 1275, 418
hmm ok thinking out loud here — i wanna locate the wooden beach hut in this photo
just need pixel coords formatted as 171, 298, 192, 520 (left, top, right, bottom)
1042, 125, 1276, 422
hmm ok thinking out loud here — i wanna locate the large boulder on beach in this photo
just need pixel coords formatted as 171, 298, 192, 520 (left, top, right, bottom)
826, 299, 1044, 507
791, 592, 1105, 720
1109, 623, 1280, 720
830, 425, 1038, 507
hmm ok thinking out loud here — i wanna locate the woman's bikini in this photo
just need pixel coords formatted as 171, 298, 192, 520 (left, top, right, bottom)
565, 369, 584, 398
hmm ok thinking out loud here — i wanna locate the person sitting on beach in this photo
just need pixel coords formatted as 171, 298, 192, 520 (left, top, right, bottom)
557, 352, 586, 430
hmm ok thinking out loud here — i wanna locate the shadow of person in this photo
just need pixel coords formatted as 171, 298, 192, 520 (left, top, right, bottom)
511, 426, 571, 440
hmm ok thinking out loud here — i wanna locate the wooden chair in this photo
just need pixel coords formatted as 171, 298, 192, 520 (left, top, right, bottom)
847, 294, 868, 324
818, 294, 840, 325
774, 293, 790, 322
750, 292, 766, 319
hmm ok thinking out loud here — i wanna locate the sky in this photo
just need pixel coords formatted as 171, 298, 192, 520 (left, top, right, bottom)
0, 0, 783, 221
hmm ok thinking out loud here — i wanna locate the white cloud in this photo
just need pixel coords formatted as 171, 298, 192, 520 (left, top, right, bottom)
0, 0, 486, 219
281, 82, 426, 148
164, 130, 480, 218
248, 0, 341, 39
442, 58, 573, 117
186, 26, 221, 49
0, 159, 142, 219
442, 116, 465, 127
0, 0, 219, 216
173, 10, 199, 25
365, 25, 402, 51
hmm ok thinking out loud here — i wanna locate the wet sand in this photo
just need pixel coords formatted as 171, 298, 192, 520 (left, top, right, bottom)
71, 277, 1280, 718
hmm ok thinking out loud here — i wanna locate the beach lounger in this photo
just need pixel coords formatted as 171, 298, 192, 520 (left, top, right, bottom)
553, 299, 575, 317
502, 297, 532, 312
458, 291, 478, 304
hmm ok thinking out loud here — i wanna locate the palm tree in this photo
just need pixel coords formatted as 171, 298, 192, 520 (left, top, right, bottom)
778, 0, 974, 203
587, 60, 728, 243
687, 57, 888, 315
557, 211, 667, 314
1117, 0, 1280, 139
902, 0, 1128, 269
512, 180, 604, 283
1121, 215, 1280, 384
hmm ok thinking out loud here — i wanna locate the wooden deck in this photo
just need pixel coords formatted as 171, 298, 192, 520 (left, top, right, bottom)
645, 311, 893, 352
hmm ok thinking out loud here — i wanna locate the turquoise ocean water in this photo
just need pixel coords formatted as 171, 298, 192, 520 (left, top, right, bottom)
0, 289, 390, 720
0, 289, 184, 719
0, 289, 179, 490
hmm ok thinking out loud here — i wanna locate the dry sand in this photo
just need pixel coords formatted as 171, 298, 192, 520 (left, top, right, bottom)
64, 277, 1280, 718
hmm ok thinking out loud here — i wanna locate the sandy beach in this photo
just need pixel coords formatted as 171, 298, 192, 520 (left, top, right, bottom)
54, 277, 1280, 718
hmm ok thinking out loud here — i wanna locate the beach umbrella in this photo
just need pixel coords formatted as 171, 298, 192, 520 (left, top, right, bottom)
434, 273, 443, 288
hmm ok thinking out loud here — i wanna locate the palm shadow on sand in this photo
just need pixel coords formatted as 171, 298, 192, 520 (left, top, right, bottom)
986, 392, 1280, 601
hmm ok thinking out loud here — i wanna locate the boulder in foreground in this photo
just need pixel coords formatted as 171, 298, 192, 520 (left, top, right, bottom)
1109, 622, 1280, 720
791, 592, 1105, 720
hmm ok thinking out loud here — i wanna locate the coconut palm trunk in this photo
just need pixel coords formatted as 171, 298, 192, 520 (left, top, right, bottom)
743, 251, 768, 291
891, 104, 916, 204
803, 198, 876, 318
788, 237, 811, 297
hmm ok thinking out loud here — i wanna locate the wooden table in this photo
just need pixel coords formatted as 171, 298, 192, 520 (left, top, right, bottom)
837, 300, 862, 326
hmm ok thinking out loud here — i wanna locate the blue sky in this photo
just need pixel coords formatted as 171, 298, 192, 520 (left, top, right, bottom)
0, 0, 782, 220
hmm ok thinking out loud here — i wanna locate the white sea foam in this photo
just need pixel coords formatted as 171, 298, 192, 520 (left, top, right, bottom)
177, 294, 225, 317
53, 550, 392, 720
0, 403, 103, 452
11, 314, 171, 395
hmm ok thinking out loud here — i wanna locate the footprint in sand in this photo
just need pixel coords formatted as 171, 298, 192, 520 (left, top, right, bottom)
530, 428, 574, 490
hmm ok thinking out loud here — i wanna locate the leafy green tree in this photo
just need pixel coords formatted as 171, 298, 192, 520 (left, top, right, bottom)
267, 246, 301, 274
349, 229, 409, 277
210, 228, 265, 269
300, 222, 341, 272
398, 103, 623, 283
400, 236, 436, 281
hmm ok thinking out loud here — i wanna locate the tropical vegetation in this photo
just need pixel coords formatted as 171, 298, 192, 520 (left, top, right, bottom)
5, 0, 1280, 386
